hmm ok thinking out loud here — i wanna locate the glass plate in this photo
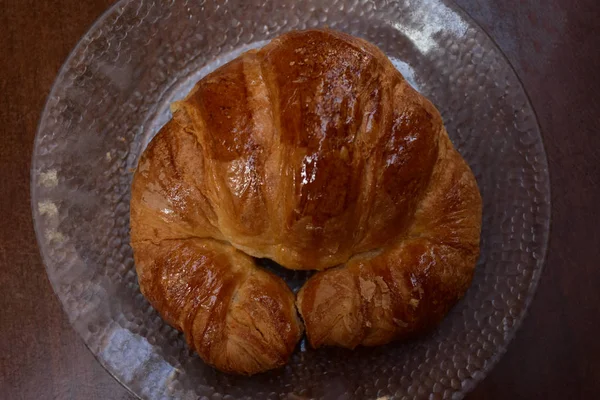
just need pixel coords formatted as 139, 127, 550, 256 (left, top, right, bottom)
31, 0, 550, 399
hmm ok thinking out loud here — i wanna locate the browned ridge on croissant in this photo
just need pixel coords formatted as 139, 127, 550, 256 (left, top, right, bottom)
130, 29, 482, 375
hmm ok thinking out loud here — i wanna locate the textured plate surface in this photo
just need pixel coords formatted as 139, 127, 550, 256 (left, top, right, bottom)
31, 0, 550, 399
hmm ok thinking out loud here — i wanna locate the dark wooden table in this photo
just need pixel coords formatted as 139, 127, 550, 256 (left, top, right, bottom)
1, 1, 598, 399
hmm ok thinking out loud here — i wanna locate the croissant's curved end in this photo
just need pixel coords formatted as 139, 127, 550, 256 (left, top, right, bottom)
132, 239, 303, 375
297, 131, 482, 349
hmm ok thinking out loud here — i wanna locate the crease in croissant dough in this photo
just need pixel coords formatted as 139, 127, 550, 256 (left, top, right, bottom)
130, 29, 482, 375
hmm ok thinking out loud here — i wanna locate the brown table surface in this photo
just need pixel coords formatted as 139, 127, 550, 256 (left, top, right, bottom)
1, 0, 598, 399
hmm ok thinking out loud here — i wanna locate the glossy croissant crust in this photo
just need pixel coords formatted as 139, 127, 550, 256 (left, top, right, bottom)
130, 30, 482, 375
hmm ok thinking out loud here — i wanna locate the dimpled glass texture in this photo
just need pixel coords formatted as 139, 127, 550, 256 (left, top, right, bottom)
31, 0, 550, 399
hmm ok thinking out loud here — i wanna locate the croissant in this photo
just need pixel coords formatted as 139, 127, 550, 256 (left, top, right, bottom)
130, 29, 482, 374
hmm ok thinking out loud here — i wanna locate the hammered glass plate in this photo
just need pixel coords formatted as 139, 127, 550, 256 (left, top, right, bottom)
31, 0, 550, 399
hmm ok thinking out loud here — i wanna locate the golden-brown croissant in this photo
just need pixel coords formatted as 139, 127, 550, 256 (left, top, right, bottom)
130, 29, 482, 374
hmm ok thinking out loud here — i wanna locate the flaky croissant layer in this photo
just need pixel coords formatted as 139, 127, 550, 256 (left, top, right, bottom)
130, 30, 482, 375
